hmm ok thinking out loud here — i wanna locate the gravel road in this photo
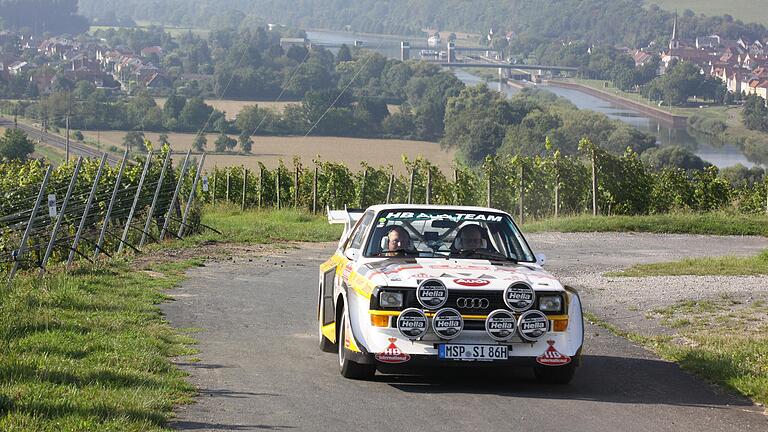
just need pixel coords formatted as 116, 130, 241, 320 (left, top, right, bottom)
163, 233, 767, 431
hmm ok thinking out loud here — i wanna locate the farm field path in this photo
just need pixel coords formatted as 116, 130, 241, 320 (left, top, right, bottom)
164, 234, 767, 431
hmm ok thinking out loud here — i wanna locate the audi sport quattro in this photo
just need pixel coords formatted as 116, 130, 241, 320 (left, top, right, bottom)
317, 205, 584, 383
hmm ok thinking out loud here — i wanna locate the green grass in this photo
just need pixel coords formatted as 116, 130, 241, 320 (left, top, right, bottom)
522, 213, 768, 237
587, 297, 768, 406
0, 259, 202, 431
608, 250, 768, 277
189, 205, 342, 245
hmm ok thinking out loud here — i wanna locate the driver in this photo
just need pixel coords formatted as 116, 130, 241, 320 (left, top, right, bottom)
455, 224, 486, 252
384, 226, 412, 256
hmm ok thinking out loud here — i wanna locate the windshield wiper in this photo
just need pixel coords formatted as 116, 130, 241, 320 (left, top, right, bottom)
455, 249, 518, 263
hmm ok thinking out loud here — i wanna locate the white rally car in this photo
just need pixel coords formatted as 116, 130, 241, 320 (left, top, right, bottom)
317, 205, 584, 383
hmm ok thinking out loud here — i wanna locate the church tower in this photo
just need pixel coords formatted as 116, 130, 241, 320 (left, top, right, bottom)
669, 11, 680, 50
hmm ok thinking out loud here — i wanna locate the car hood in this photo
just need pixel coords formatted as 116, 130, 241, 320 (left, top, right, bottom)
359, 257, 563, 291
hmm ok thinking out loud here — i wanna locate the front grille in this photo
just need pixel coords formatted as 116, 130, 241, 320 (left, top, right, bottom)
447, 289, 506, 314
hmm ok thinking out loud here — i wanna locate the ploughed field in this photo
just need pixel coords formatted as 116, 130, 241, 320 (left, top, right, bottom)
153, 99, 401, 120
81, 131, 456, 173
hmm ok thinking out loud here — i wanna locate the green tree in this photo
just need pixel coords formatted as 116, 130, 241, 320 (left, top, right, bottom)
336, 44, 352, 63
238, 132, 253, 153
192, 133, 207, 152
742, 94, 768, 132
214, 132, 235, 152
0, 128, 34, 160
122, 131, 145, 152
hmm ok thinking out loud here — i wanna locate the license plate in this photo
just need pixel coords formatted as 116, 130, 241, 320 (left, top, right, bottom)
438, 344, 509, 361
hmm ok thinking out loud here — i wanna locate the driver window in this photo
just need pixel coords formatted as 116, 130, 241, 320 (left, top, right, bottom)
347, 211, 374, 251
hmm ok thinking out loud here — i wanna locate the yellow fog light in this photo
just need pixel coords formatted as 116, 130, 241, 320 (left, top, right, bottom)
553, 319, 569, 332
371, 315, 390, 327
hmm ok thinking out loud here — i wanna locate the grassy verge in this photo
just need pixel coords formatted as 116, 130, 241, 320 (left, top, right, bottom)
188, 205, 342, 245
608, 250, 768, 277
0, 259, 202, 431
522, 213, 768, 237
587, 295, 768, 406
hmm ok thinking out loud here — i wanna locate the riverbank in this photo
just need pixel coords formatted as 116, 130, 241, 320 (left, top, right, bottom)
547, 80, 689, 128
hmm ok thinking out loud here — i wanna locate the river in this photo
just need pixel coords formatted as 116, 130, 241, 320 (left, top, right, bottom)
307, 30, 758, 168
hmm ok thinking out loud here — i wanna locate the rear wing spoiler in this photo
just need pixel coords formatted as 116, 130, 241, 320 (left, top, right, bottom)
327, 206, 365, 247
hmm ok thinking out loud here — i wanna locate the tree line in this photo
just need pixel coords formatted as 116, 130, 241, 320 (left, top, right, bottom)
0, 0, 88, 34
77, 0, 768, 48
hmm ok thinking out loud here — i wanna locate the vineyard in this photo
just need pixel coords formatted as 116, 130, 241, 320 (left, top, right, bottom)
0, 146, 208, 282
3, 137, 768, 282
203, 138, 768, 220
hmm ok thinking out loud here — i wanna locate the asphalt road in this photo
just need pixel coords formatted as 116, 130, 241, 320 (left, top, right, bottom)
163, 236, 767, 432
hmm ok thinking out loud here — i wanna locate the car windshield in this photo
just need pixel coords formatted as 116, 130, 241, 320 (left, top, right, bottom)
363, 209, 535, 262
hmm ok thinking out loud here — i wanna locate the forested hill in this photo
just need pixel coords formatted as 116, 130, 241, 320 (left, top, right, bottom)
77, 0, 767, 47
1, 0, 88, 34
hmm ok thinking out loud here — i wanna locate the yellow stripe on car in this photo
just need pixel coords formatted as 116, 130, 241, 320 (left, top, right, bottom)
321, 322, 336, 343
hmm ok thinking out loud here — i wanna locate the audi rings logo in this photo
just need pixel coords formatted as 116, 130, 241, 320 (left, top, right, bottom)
456, 297, 490, 309
417, 279, 448, 309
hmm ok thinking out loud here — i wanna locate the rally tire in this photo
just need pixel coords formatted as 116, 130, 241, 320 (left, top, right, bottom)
533, 360, 577, 385
338, 311, 376, 380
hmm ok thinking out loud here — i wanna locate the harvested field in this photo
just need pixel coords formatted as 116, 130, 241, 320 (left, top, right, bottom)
80, 131, 455, 173
154, 99, 297, 120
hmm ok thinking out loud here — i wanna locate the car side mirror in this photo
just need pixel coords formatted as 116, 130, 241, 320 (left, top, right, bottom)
535, 253, 546, 266
345, 249, 359, 261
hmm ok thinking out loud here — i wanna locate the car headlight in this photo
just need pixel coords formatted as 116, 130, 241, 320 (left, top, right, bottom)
379, 291, 404, 308
538, 295, 563, 313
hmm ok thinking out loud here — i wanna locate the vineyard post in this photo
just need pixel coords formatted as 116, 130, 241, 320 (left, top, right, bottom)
312, 165, 318, 213
359, 168, 367, 208
40, 158, 83, 276
385, 169, 394, 204
453, 168, 458, 205
118, 151, 152, 254
294, 165, 299, 208
554, 181, 559, 219
241, 166, 247, 211
425, 167, 432, 205
258, 166, 263, 208
518, 163, 524, 224
139, 150, 171, 249
276, 168, 281, 209
8, 165, 52, 286
486, 175, 491, 208
407, 168, 415, 204
160, 149, 191, 241
212, 166, 217, 205
94, 149, 129, 260
591, 148, 598, 216
226, 168, 230, 203
68, 153, 107, 266
765, 175, 768, 215
179, 153, 206, 238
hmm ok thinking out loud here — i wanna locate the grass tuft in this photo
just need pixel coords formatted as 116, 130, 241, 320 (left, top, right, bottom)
608, 250, 768, 277
523, 213, 768, 237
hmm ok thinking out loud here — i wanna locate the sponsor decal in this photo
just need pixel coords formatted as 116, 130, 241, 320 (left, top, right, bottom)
384, 212, 503, 222
518, 310, 549, 342
417, 279, 448, 309
432, 308, 464, 339
375, 338, 411, 363
504, 283, 536, 312
485, 309, 517, 341
536, 340, 572, 366
453, 278, 490, 287
397, 308, 429, 339
342, 263, 353, 283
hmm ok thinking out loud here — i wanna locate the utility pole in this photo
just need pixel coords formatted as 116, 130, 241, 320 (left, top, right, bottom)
65, 115, 70, 163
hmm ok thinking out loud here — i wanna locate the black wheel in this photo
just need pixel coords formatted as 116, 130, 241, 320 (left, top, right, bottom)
338, 311, 376, 380
533, 361, 577, 385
